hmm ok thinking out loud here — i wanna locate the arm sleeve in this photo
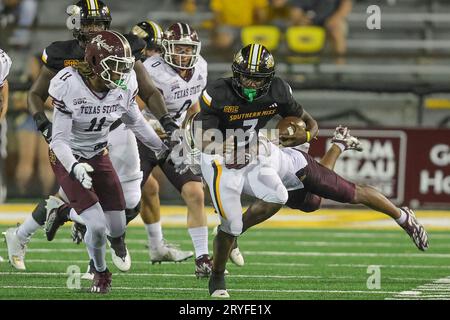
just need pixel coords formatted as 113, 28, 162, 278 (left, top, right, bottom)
49, 109, 77, 172
121, 100, 168, 158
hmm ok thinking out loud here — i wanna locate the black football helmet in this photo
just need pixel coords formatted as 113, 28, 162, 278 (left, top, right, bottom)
231, 44, 275, 102
69, 0, 112, 44
130, 20, 164, 54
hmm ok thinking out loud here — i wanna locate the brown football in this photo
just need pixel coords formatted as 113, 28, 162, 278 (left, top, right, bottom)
276, 116, 306, 136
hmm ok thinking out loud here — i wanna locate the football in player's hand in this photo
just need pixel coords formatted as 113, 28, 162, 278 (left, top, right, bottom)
276, 116, 306, 136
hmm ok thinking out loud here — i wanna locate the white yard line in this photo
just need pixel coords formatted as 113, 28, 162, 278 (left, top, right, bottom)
390, 276, 450, 300
0, 285, 398, 295
1, 248, 447, 258
23, 238, 450, 248
0, 271, 436, 282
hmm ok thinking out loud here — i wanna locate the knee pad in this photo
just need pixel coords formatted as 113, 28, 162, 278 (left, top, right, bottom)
300, 194, 322, 213
220, 218, 243, 237
262, 186, 288, 205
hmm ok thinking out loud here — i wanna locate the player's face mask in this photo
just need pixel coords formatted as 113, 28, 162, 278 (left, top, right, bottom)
163, 41, 200, 70
100, 56, 135, 90
239, 74, 267, 102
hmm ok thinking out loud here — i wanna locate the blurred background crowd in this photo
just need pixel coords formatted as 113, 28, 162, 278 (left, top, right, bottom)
0, 0, 449, 202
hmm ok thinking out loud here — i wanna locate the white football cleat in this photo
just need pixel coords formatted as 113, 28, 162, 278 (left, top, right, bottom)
107, 235, 131, 272
150, 239, 194, 264
3, 227, 27, 270
81, 259, 95, 281
229, 247, 244, 267
210, 289, 230, 298
213, 225, 245, 266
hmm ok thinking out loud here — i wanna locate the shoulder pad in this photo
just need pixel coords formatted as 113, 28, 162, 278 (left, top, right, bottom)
203, 78, 234, 109
42, 40, 83, 72
270, 76, 292, 103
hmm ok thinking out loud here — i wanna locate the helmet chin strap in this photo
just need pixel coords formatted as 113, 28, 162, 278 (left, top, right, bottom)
243, 88, 257, 102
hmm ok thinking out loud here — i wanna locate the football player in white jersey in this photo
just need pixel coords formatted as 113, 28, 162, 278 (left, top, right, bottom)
130, 21, 195, 265
0, 48, 12, 205
48, 31, 167, 293
136, 22, 213, 277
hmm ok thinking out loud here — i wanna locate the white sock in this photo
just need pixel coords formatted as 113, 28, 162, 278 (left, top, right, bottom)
145, 222, 163, 250
70, 208, 85, 225
395, 208, 407, 225
333, 142, 346, 152
16, 216, 41, 243
188, 226, 209, 258
86, 243, 106, 272
81, 203, 107, 272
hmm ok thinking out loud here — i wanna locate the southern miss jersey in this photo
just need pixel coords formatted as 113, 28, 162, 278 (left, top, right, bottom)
0, 49, 12, 87
198, 76, 303, 137
41, 34, 145, 73
48, 67, 139, 160
142, 55, 207, 125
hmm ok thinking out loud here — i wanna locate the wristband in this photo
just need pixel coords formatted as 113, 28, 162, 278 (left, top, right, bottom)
306, 130, 311, 143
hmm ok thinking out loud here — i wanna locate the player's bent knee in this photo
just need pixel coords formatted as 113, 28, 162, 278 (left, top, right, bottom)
220, 220, 243, 237
124, 190, 141, 210
300, 194, 322, 213
181, 182, 204, 204
262, 187, 288, 205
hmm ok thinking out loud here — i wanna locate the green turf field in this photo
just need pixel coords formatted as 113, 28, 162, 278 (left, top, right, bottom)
1, 225, 449, 300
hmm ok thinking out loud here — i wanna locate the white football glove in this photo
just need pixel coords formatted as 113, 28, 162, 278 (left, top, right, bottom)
71, 163, 94, 189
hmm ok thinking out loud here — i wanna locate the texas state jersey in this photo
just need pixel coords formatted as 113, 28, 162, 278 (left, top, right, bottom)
142, 55, 207, 125
0, 49, 12, 87
48, 67, 139, 159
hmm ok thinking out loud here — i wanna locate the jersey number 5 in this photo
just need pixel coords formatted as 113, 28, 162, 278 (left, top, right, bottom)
85, 117, 106, 132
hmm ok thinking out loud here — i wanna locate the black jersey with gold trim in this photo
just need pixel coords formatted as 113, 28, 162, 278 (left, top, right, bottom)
41, 34, 145, 72
198, 76, 303, 135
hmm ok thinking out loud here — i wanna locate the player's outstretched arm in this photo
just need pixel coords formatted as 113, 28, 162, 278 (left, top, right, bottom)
28, 65, 56, 143
121, 102, 168, 160
134, 60, 177, 134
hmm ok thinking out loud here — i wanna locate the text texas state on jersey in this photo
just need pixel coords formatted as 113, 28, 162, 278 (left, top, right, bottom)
48, 66, 139, 159
41, 34, 146, 72
198, 76, 304, 134
142, 55, 208, 125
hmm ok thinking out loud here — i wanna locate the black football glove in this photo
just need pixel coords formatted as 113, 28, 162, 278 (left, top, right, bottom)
158, 114, 179, 136
33, 111, 52, 144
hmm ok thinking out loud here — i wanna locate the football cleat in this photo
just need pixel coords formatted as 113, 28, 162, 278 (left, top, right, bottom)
150, 239, 194, 264
81, 259, 95, 281
107, 234, 131, 272
331, 125, 363, 152
195, 254, 213, 278
90, 269, 112, 294
398, 207, 429, 251
44, 196, 70, 241
209, 272, 229, 298
230, 245, 244, 267
71, 222, 87, 244
2, 227, 27, 270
